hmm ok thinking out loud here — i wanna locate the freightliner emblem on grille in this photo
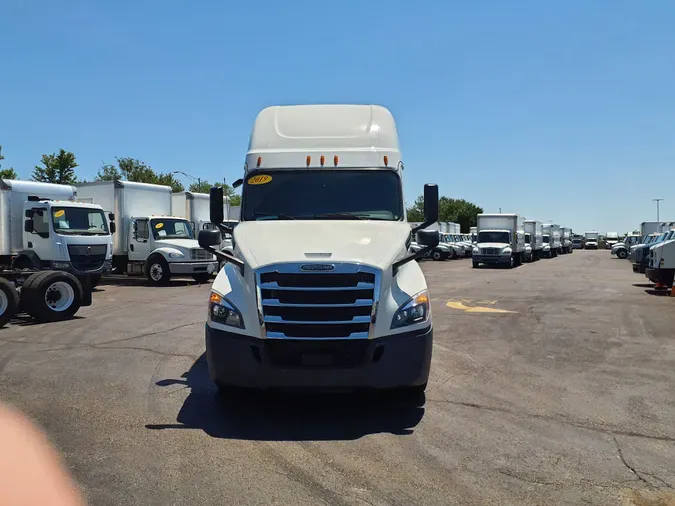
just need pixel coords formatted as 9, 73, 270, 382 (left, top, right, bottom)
300, 264, 335, 271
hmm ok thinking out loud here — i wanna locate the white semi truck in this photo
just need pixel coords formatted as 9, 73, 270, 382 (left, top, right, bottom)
473, 214, 526, 268
0, 179, 107, 326
646, 232, 675, 288
560, 227, 573, 254
605, 232, 619, 249
523, 220, 543, 261
196, 104, 439, 396
542, 223, 561, 257
77, 180, 217, 285
584, 231, 599, 249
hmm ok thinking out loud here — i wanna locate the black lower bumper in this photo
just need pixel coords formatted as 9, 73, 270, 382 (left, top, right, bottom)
633, 263, 646, 274
205, 324, 433, 391
645, 268, 675, 286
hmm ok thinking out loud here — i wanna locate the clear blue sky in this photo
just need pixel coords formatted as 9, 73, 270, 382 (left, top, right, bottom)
1, 0, 673, 233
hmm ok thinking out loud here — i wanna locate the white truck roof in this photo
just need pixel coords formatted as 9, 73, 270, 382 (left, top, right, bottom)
1, 178, 76, 199
245, 104, 402, 171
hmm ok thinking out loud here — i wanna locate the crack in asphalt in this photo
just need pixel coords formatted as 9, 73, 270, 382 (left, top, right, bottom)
613, 436, 653, 488
426, 398, 675, 443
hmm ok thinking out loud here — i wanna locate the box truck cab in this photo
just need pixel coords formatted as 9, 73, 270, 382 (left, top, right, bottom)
473, 214, 525, 268
584, 231, 599, 250
605, 232, 619, 249
1, 179, 112, 277
542, 224, 561, 258
560, 227, 573, 254
77, 181, 218, 285
646, 232, 675, 287
197, 104, 439, 395
611, 234, 640, 259
633, 231, 673, 274
523, 220, 543, 262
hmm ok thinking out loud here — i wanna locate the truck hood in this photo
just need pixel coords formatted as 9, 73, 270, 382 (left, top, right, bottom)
233, 220, 412, 269
155, 238, 200, 251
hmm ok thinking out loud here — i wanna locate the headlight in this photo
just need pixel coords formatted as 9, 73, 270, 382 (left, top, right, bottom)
501, 248, 512, 255
168, 251, 185, 259
391, 290, 430, 329
473, 246, 479, 252
209, 291, 245, 328
51, 261, 70, 269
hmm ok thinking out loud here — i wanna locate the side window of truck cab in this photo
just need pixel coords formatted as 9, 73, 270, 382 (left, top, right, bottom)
134, 219, 149, 241
27, 208, 50, 239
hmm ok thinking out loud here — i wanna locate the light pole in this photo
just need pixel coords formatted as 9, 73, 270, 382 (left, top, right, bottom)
171, 171, 201, 190
653, 198, 664, 221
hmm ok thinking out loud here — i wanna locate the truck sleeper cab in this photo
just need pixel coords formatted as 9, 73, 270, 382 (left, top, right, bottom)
201, 105, 438, 395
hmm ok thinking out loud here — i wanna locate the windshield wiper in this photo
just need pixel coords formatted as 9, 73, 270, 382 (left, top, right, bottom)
310, 213, 366, 220
252, 212, 297, 220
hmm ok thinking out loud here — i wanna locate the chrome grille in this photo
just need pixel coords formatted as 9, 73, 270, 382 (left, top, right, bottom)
190, 248, 214, 261
481, 248, 499, 255
257, 263, 379, 339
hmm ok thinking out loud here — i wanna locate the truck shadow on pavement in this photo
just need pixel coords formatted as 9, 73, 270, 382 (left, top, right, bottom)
146, 354, 425, 441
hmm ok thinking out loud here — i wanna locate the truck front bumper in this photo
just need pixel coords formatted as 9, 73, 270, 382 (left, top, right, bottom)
205, 324, 433, 391
473, 254, 511, 265
169, 261, 217, 275
645, 268, 675, 286
633, 262, 646, 274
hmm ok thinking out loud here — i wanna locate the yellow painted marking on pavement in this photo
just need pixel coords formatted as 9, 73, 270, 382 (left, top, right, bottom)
446, 300, 517, 314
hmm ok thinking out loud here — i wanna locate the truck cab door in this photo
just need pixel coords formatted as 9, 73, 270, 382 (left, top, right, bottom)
23, 206, 53, 262
128, 218, 152, 261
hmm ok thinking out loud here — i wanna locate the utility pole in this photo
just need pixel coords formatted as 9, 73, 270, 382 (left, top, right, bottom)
172, 171, 201, 190
499, 207, 502, 213
653, 198, 664, 221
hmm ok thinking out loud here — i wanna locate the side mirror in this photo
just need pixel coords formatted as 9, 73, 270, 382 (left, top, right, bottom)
210, 186, 224, 224
24, 219, 33, 233
199, 229, 222, 249
232, 178, 243, 189
108, 213, 115, 221
423, 184, 439, 223
417, 229, 440, 248
110, 222, 116, 234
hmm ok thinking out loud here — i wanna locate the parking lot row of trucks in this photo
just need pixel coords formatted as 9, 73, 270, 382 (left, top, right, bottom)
409, 221, 472, 260
471, 216, 573, 269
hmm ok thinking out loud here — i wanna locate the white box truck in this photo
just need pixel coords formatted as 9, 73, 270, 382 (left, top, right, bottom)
560, 227, 573, 254
584, 231, 599, 250
76, 180, 218, 285
0, 179, 107, 326
196, 104, 440, 396
541, 223, 561, 258
605, 232, 619, 249
171, 191, 211, 234
473, 214, 525, 268
523, 220, 543, 261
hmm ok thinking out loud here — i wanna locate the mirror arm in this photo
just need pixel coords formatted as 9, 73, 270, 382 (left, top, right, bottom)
411, 218, 436, 235
392, 245, 435, 276
201, 244, 244, 276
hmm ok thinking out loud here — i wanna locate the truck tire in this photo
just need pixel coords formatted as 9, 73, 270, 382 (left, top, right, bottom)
0, 278, 19, 328
431, 249, 444, 261
193, 273, 212, 284
23, 271, 83, 322
617, 249, 628, 259
146, 256, 171, 286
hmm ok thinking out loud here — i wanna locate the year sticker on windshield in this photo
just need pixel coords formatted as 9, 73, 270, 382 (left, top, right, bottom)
247, 175, 272, 185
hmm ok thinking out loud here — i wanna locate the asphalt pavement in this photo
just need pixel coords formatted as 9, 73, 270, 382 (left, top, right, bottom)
0, 251, 674, 505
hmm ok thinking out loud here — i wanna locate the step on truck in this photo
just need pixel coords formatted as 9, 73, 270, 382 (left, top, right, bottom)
523, 220, 543, 261
473, 214, 526, 268
0, 179, 108, 326
76, 180, 218, 285
197, 104, 439, 396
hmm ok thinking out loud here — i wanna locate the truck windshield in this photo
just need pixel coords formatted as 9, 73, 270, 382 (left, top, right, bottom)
543, 235, 550, 243
52, 207, 109, 235
242, 170, 403, 221
150, 219, 194, 239
478, 231, 510, 243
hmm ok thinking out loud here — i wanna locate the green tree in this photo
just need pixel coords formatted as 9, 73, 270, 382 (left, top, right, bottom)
0, 145, 18, 179
406, 195, 483, 231
187, 180, 239, 202
229, 194, 241, 206
32, 149, 78, 184
95, 157, 185, 192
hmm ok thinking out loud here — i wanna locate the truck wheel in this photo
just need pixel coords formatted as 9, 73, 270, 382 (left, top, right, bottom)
0, 278, 19, 328
146, 256, 171, 286
193, 273, 212, 284
24, 271, 83, 322
617, 250, 628, 259
431, 250, 443, 261
509, 255, 515, 268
